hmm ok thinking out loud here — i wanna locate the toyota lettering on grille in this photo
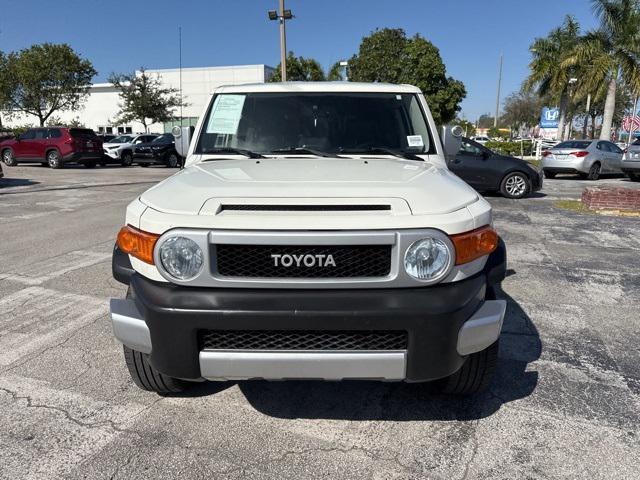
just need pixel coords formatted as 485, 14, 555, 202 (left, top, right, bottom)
271, 253, 337, 268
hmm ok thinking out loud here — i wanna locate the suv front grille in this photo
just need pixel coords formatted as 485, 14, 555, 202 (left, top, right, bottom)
200, 330, 408, 351
214, 244, 391, 278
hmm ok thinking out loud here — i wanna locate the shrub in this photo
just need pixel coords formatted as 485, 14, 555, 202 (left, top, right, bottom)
485, 140, 533, 156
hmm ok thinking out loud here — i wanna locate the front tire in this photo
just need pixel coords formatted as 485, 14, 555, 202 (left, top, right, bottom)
628, 173, 640, 182
434, 340, 499, 395
47, 150, 62, 169
167, 153, 179, 168
500, 172, 530, 199
123, 346, 187, 394
121, 152, 133, 167
2, 148, 17, 166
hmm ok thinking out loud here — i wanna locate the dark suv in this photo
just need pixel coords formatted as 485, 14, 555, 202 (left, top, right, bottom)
0, 127, 104, 169
132, 133, 182, 168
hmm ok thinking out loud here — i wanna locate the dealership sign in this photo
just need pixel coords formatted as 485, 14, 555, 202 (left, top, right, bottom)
540, 107, 560, 128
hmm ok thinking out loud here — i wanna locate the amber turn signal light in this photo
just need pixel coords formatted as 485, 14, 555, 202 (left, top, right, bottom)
451, 225, 499, 265
116, 225, 160, 265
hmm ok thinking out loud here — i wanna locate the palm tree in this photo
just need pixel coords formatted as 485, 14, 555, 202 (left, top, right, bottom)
564, 0, 640, 140
524, 16, 581, 140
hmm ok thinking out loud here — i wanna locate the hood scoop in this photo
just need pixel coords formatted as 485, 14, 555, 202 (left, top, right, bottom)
219, 204, 391, 213
200, 198, 411, 216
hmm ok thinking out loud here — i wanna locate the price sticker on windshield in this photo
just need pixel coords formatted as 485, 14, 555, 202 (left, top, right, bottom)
406, 135, 424, 148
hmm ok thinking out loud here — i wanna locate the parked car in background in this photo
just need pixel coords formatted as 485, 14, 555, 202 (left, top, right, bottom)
449, 137, 542, 199
102, 133, 158, 166
98, 133, 117, 143
132, 133, 181, 167
542, 139, 624, 180
0, 127, 103, 169
621, 138, 640, 181
471, 135, 490, 145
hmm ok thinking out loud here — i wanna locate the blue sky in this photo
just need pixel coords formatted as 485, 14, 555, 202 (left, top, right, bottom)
0, 0, 599, 120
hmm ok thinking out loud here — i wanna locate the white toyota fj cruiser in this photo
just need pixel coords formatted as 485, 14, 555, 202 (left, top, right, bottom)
110, 82, 507, 395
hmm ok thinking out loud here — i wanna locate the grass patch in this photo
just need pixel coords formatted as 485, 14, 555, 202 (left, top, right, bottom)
553, 199, 640, 217
553, 199, 592, 214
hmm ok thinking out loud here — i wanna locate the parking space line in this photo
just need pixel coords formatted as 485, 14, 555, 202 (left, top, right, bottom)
0, 250, 110, 285
0, 286, 108, 366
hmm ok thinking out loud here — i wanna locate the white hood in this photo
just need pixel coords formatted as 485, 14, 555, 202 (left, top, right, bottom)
139, 157, 479, 216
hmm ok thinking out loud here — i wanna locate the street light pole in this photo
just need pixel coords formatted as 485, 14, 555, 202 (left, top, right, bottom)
279, 0, 287, 81
494, 53, 503, 128
268, 1, 293, 81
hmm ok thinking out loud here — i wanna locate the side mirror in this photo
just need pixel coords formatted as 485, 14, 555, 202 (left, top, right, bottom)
172, 125, 192, 158
441, 125, 463, 161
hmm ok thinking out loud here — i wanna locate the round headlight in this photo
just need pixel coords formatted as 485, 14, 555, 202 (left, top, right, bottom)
404, 237, 452, 281
159, 236, 204, 280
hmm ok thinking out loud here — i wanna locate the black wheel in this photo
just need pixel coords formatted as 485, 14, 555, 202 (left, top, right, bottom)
627, 173, 640, 182
84, 161, 96, 168
433, 340, 499, 395
499, 172, 530, 199
121, 152, 133, 166
99, 161, 107, 167
543, 170, 556, 179
122, 287, 187, 394
47, 150, 62, 169
167, 153, 179, 168
586, 162, 601, 180
139, 162, 149, 167
123, 346, 187, 394
2, 148, 17, 166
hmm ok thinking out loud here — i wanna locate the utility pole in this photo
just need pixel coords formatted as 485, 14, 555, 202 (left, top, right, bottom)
494, 53, 503, 128
179, 26, 183, 128
627, 94, 639, 148
268, 1, 293, 81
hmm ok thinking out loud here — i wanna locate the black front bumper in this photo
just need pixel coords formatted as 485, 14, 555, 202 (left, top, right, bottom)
113, 240, 506, 382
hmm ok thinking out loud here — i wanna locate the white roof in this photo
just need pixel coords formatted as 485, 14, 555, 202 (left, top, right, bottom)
216, 81, 422, 94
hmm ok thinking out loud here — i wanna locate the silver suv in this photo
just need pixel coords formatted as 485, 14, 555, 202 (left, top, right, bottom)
102, 134, 158, 166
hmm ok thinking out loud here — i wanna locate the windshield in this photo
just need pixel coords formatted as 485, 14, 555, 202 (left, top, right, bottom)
109, 135, 133, 143
196, 92, 434, 156
555, 140, 591, 149
152, 133, 173, 144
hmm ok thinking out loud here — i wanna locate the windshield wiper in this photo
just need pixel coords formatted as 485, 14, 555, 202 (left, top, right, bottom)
270, 147, 341, 158
201, 147, 264, 159
339, 147, 423, 160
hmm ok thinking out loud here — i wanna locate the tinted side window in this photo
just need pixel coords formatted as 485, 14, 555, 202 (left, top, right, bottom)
48, 128, 62, 138
459, 141, 483, 156
21, 129, 36, 140
608, 142, 622, 154
34, 129, 48, 139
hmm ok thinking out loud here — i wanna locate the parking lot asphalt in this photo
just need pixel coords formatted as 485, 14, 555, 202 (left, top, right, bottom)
0, 164, 639, 479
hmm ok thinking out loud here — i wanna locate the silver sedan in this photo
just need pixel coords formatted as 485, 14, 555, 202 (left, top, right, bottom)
621, 138, 640, 182
542, 139, 624, 180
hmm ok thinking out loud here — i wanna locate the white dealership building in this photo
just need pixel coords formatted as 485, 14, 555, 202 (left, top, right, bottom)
3, 64, 275, 134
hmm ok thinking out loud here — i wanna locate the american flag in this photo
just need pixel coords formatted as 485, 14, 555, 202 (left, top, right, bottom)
622, 115, 640, 132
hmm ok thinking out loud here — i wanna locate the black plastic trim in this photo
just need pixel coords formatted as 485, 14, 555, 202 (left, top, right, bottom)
112, 244, 135, 285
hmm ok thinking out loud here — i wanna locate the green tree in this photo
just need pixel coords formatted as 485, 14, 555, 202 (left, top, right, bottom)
109, 68, 184, 132
347, 28, 466, 125
0, 51, 13, 129
524, 16, 581, 140
1, 43, 96, 126
327, 61, 345, 81
477, 114, 495, 129
501, 91, 542, 134
563, 0, 640, 140
269, 52, 326, 82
